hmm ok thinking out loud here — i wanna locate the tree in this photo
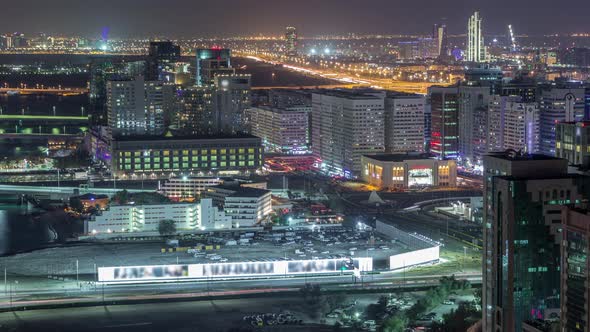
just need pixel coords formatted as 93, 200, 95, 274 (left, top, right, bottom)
158, 219, 176, 236
382, 314, 408, 332
113, 190, 130, 204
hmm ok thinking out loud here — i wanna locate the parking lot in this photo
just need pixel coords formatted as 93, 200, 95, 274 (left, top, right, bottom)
0, 226, 420, 278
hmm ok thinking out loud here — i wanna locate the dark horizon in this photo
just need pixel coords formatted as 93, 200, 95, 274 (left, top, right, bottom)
2, 0, 590, 38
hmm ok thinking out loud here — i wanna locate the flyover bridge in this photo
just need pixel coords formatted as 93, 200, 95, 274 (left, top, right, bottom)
0, 184, 145, 199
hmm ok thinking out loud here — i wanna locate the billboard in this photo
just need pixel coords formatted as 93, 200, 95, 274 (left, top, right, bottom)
98, 257, 373, 283
389, 246, 440, 270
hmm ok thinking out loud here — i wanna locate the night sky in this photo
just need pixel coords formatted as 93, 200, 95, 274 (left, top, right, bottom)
2, 0, 590, 38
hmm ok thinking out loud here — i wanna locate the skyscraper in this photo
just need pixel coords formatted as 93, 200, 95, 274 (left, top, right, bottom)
483, 152, 590, 332
539, 85, 586, 155
311, 90, 385, 177
435, 24, 448, 58
212, 74, 252, 134
458, 85, 491, 164
429, 86, 459, 159
107, 76, 167, 136
487, 96, 540, 154
146, 41, 181, 81
384, 92, 425, 153
467, 11, 486, 63
195, 48, 233, 86
285, 27, 298, 57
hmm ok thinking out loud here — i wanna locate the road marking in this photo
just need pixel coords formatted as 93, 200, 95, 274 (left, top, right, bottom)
103, 322, 152, 328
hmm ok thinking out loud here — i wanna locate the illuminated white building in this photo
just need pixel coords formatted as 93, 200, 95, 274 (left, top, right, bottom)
312, 90, 385, 177
204, 186, 272, 227
487, 96, 540, 154
246, 106, 310, 154
158, 177, 225, 201
384, 92, 425, 153
466, 11, 486, 63
87, 199, 232, 235
361, 153, 457, 190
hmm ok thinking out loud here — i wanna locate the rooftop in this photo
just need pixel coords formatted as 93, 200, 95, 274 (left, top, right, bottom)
313, 89, 383, 100
364, 153, 436, 162
484, 151, 564, 162
113, 133, 260, 142
211, 185, 271, 198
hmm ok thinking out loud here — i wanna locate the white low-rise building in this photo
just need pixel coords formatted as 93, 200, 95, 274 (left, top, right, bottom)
204, 186, 272, 227
87, 198, 232, 235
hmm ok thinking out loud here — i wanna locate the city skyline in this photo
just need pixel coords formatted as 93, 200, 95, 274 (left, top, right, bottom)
2, 0, 590, 38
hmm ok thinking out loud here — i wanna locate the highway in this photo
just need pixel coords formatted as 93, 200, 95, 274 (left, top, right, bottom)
0, 184, 145, 196
0, 271, 481, 311
0, 87, 88, 96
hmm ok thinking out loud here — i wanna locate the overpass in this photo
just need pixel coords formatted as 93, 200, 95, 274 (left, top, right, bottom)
0, 87, 88, 96
0, 184, 146, 199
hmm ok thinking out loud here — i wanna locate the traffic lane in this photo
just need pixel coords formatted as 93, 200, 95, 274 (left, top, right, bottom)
0, 297, 313, 332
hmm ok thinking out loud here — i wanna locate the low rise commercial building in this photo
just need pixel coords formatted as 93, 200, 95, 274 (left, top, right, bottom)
86, 198, 232, 235
203, 185, 272, 227
361, 153, 457, 190
110, 134, 263, 179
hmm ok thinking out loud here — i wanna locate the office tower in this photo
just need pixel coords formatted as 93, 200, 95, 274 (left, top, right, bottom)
501, 76, 538, 103
384, 92, 425, 153
429, 86, 459, 159
245, 106, 311, 155
539, 85, 585, 155
212, 74, 252, 134
146, 41, 181, 81
459, 85, 492, 164
436, 24, 448, 57
195, 48, 233, 86
483, 152, 589, 332
487, 96, 540, 154
268, 89, 312, 109
285, 26, 298, 56
559, 207, 590, 332
174, 86, 214, 135
311, 90, 385, 177
467, 11, 486, 63
555, 121, 590, 169
424, 102, 432, 152
106, 76, 166, 136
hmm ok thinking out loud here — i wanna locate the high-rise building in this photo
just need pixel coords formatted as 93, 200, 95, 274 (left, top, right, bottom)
559, 206, 590, 332
212, 74, 252, 134
555, 121, 590, 169
539, 85, 586, 155
482, 152, 589, 332
429, 86, 459, 159
459, 85, 492, 164
467, 11, 486, 63
245, 106, 311, 155
196, 48, 233, 86
384, 92, 425, 153
285, 27, 298, 57
146, 41, 181, 81
487, 96, 540, 154
107, 77, 167, 136
174, 86, 214, 135
435, 24, 448, 58
311, 90, 385, 177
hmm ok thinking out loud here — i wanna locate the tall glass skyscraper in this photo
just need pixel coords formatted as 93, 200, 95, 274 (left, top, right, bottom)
467, 11, 486, 63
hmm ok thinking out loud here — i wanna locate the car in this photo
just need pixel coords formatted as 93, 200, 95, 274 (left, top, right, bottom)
442, 300, 453, 305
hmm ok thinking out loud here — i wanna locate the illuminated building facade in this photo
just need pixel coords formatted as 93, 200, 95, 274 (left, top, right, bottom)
110, 134, 263, 179
87, 199, 232, 234
539, 86, 586, 156
482, 152, 590, 332
195, 48, 233, 86
311, 90, 385, 177
559, 207, 590, 332
384, 92, 425, 153
212, 74, 252, 134
106, 77, 171, 136
487, 96, 540, 154
555, 121, 590, 169
246, 106, 310, 155
429, 86, 459, 159
285, 26, 298, 56
204, 185, 272, 227
361, 154, 456, 190
467, 11, 486, 63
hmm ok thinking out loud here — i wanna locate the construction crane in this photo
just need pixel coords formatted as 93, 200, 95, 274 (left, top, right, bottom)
508, 24, 517, 52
